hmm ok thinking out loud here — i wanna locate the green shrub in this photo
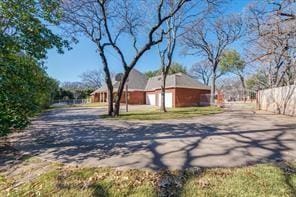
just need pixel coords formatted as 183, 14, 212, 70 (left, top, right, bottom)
0, 53, 58, 136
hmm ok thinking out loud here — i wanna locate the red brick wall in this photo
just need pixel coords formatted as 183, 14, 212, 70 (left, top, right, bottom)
174, 88, 210, 107
91, 93, 107, 102
120, 91, 146, 104
91, 93, 100, 102
92, 88, 210, 107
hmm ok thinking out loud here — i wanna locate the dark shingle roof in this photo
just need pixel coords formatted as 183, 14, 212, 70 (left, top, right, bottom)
91, 69, 147, 94
113, 69, 148, 90
145, 73, 211, 91
91, 70, 210, 95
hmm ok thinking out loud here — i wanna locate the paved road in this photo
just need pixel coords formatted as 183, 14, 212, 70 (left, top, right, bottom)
5, 105, 296, 170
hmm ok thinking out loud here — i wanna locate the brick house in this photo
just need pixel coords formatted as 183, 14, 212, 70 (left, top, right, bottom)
90, 69, 211, 107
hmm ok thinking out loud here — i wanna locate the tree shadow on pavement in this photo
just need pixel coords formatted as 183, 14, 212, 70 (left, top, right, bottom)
3, 118, 295, 170
1, 107, 295, 168
1, 107, 296, 196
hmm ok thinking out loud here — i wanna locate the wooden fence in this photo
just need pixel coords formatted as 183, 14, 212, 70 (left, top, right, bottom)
257, 85, 296, 116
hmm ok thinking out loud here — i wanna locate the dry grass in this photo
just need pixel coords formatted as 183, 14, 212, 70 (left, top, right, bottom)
1, 157, 295, 197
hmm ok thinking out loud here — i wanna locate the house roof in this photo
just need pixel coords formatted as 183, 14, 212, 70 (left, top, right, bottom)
90, 85, 108, 95
91, 70, 210, 95
91, 69, 148, 95
145, 72, 211, 91
113, 69, 148, 90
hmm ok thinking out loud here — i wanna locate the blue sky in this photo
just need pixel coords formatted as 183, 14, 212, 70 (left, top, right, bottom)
45, 0, 251, 83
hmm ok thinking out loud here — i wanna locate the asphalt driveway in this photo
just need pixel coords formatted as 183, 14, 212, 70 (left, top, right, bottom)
4, 105, 296, 170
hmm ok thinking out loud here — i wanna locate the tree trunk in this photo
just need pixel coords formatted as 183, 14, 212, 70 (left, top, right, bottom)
99, 49, 114, 116
239, 75, 246, 102
107, 84, 113, 116
210, 71, 216, 105
160, 72, 167, 112
113, 70, 131, 116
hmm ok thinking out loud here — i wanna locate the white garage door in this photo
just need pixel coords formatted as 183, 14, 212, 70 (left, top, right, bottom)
146, 94, 156, 105
158, 93, 173, 108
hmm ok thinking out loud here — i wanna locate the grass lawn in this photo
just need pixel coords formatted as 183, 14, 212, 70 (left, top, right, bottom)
1, 158, 295, 197
102, 106, 223, 120
181, 163, 296, 197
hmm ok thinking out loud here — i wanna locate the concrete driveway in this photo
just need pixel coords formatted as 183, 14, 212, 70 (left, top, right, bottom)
4, 105, 296, 170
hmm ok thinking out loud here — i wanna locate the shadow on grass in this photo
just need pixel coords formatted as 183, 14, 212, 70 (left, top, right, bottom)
55, 170, 111, 196
2, 161, 295, 197
276, 162, 296, 195
159, 162, 296, 197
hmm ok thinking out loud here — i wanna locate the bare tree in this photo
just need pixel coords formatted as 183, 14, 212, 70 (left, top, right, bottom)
220, 50, 248, 100
218, 77, 245, 101
61, 81, 86, 92
61, 0, 192, 116
157, 5, 180, 112
157, 0, 219, 112
246, 0, 296, 88
190, 60, 225, 85
79, 69, 103, 90
190, 60, 212, 85
158, 35, 177, 112
182, 15, 243, 105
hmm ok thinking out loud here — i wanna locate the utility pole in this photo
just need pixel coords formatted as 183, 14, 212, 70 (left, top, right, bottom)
125, 80, 128, 112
